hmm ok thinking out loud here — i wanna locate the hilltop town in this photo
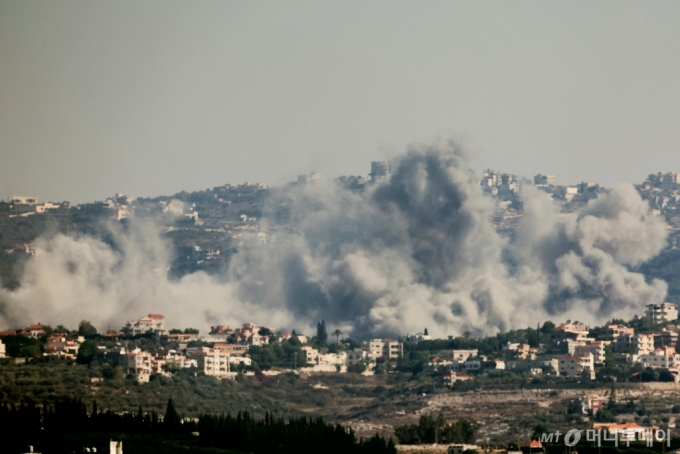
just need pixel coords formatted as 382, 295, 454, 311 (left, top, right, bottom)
2, 164, 680, 294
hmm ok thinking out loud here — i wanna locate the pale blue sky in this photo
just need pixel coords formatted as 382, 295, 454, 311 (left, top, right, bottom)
2, 1, 679, 203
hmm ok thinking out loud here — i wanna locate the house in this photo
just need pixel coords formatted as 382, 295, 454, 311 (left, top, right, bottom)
401, 332, 431, 345
654, 329, 679, 349
637, 348, 680, 369
424, 356, 454, 372
446, 349, 478, 362
578, 395, 605, 415
125, 314, 167, 336
23, 324, 46, 339
0, 339, 5, 358
346, 348, 368, 365
575, 341, 607, 364
43, 335, 80, 357
190, 349, 231, 377
465, 360, 482, 372
616, 333, 654, 355
449, 445, 479, 454
212, 343, 248, 355
606, 324, 634, 341
521, 440, 545, 454
366, 339, 403, 360
645, 303, 678, 324
161, 333, 195, 343
557, 353, 595, 380
120, 349, 153, 375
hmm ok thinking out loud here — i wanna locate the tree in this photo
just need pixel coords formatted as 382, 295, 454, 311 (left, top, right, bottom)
424, 328, 429, 336
463, 331, 471, 340
333, 329, 342, 344
540, 321, 556, 333
76, 340, 97, 365
55, 324, 70, 333
531, 424, 547, 441
163, 398, 181, 431
78, 320, 98, 337
316, 320, 328, 346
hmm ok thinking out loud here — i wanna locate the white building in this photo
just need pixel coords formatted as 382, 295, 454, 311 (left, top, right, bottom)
557, 353, 595, 380
449, 349, 478, 362
0, 339, 5, 358
575, 341, 607, 365
346, 348, 368, 365
645, 303, 678, 324
120, 349, 153, 375
192, 349, 231, 376
10, 196, 37, 205
125, 314, 167, 336
366, 339, 403, 360
637, 348, 680, 369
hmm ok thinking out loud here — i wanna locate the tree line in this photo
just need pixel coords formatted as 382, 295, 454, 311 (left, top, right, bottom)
0, 397, 396, 454
394, 414, 478, 445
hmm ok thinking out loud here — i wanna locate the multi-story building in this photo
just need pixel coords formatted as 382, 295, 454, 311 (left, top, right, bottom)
346, 348, 368, 365
366, 339, 403, 360
43, 335, 80, 357
634, 334, 655, 355
645, 303, 678, 324
213, 343, 248, 355
654, 329, 679, 349
449, 349, 478, 363
605, 324, 634, 341
192, 349, 231, 376
557, 353, 595, 380
10, 196, 38, 205
125, 314, 167, 336
575, 341, 607, 365
637, 348, 680, 369
120, 349, 153, 375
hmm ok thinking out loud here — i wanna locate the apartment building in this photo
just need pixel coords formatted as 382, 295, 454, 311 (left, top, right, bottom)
557, 353, 595, 380
617, 333, 654, 355
366, 339, 403, 360
193, 349, 231, 376
654, 329, 679, 349
637, 348, 680, 369
605, 324, 634, 341
645, 303, 678, 324
120, 349, 153, 375
575, 342, 607, 365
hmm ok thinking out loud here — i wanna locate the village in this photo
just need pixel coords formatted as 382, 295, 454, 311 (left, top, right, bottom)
1, 301, 680, 391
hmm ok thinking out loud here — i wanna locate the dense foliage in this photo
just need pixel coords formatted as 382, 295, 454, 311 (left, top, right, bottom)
0, 397, 395, 454
394, 414, 477, 445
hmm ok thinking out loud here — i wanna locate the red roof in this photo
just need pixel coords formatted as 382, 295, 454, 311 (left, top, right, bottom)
524, 440, 543, 448
29, 324, 43, 330
148, 314, 164, 319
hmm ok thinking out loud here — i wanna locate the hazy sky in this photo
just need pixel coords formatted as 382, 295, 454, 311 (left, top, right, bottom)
2, 1, 679, 204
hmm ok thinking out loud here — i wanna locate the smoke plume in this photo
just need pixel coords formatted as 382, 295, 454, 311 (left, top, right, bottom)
0, 137, 669, 337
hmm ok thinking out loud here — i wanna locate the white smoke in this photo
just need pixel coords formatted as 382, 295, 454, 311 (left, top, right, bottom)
0, 137, 669, 337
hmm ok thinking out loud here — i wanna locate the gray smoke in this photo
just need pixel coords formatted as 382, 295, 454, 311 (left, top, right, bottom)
0, 137, 669, 337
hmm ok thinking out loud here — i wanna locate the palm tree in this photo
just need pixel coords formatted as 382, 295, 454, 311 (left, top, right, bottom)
463, 331, 471, 340
333, 329, 343, 343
